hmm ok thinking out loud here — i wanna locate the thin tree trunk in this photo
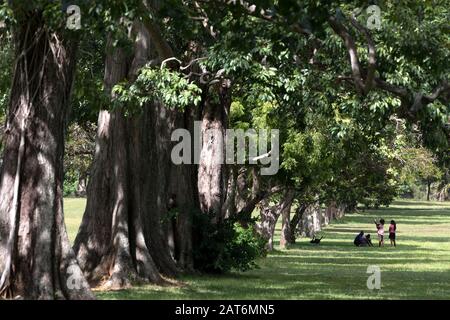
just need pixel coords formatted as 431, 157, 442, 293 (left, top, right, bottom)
437, 177, 449, 201
235, 168, 249, 213
0, 14, 93, 299
256, 191, 295, 251
300, 203, 323, 238
279, 190, 295, 249
324, 201, 338, 224
288, 204, 307, 244
257, 201, 277, 251
222, 166, 237, 219
427, 179, 432, 201
75, 175, 87, 197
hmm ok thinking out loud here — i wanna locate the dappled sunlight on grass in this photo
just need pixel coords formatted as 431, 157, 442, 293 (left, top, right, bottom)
64, 199, 450, 299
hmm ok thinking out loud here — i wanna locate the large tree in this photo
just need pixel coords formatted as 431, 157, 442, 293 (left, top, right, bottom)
0, 2, 93, 299
73, 16, 183, 287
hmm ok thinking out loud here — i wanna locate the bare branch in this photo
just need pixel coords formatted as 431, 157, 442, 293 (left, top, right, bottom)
160, 57, 182, 69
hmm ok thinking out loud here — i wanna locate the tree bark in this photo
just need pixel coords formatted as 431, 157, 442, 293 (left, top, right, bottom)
73, 25, 180, 288
279, 190, 295, 249
235, 168, 250, 213
0, 14, 93, 299
288, 204, 307, 244
426, 179, 432, 201
168, 107, 200, 272
299, 203, 322, 238
222, 165, 237, 219
256, 190, 295, 251
140, 100, 179, 277
437, 175, 449, 201
198, 81, 232, 221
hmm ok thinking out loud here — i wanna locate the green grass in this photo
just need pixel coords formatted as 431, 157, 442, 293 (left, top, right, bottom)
64, 197, 86, 243
63, 198, 450, 299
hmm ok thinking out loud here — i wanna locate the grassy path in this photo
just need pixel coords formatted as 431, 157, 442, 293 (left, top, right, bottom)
64, 199, 450, 299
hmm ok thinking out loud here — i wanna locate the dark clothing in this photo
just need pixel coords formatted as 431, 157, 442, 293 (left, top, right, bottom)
362, 236, 374, 247
389, 223, 396, 241
354, 234, 364, 246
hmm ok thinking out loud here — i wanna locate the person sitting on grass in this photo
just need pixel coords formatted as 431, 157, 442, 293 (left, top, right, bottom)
362, 234, 374, 247
354, 231, 365, 246
374, 218, 385, 247
389, 220, 397, 247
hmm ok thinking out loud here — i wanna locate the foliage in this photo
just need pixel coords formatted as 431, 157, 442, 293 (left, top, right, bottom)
216, 0, 449, 207
63, 174, 79, 197
112, 67, 202, 113
0, 0, 449, 293
64, 123, 96, 196
0, 35, 12, 116
0, 29, 13, 154
399, 147, 442, 186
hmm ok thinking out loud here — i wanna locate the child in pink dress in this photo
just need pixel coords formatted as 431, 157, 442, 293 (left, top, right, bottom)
374, 218, 385, 247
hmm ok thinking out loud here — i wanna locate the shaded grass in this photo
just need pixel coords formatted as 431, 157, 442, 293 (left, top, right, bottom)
63, 198, 450, 299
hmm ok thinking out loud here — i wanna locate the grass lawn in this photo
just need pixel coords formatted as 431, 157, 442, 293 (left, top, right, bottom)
63, 198, 450, 299
64, 197, 86, 243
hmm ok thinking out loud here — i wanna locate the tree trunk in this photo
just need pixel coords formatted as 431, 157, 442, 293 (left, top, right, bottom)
437, 178, 449, 202
73, 25, 181, 287
257, 201, 278, 251
75, 175, 87, 197
140, 100, 179, 277
198, 81, 231, 221
323, 201, 338, 224
288, 204, 307, 244
169, 107, 200, 272
74, 22, 180, 285
337, 203, 347, 218
256, 191, 295, 251
235, 167, 260, 224
222, 166, 237, 219
235, 168, 250, 213
0, 15, 93, 299
299, 203, 323, 238
426, 179, 432, 201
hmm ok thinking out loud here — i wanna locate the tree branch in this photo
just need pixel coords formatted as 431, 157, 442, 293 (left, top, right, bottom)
236, 185, 284, 217
375, 78, 450, 117
140, 0, 175, 61
328, 16, 365, 95
348, 14, 376, 92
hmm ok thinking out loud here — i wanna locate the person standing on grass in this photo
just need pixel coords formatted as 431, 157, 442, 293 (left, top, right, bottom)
389, 220, 397, 247
374, 218, 385, 247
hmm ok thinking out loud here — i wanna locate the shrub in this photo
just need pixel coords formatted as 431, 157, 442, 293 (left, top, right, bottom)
63, 171, 79, 197
192, 212, 267, 274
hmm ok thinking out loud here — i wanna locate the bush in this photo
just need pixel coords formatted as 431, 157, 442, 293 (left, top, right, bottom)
63, 171, 79, 197
192, 212, 267, 274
